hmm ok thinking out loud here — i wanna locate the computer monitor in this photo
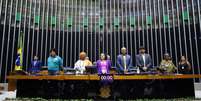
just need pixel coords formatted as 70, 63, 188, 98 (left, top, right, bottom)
85, 66, 97, 74
63, 67, 76, 74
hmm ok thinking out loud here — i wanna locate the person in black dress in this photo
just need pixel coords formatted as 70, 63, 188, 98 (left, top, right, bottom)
178, 56, 191, 74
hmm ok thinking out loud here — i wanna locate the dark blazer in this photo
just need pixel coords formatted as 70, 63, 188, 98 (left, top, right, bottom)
29, 60, 42, 72
116, 54, 132, 73
136, 54, 152, 68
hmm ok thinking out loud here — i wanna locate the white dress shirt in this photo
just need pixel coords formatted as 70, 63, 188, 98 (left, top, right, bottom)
74, 60, 86, 74
142, 54, 146, 66
123, 56, 127, 71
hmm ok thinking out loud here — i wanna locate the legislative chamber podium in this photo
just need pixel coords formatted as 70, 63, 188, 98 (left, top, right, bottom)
7, 71, 201, 100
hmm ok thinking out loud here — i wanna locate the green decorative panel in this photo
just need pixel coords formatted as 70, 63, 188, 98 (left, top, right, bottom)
182, 10, 189, 20
16, 12, 21, 21
34, 16, 40, 24
146, 16, 152, 25
67, 16, 73, 27
163, 15, 169, 24
51, 16, 56, 25
130, 16, 135, 27
83, 17, 88, 27
114, 17, 119, 27
99, 17, 104, 28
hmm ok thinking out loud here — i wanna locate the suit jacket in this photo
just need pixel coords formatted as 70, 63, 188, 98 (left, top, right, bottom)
29, 60, 42, 72
116, 54, 132, 73
136, 54, 152, 68
96, 60, 111, 74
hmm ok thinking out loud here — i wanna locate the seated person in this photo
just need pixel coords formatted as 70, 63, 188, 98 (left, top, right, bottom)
178, 56, 191, 74
159, 53, 176, 73
74, 52, 92, 74
117, 47, 132, 74
29, 56, 42, 74
136, 46, 152, 72
96, 53, 111, 74
47, 48, 63, 75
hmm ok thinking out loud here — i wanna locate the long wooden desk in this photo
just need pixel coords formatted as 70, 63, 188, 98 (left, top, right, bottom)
7, 74, 201, 80
6, 74, 201, 99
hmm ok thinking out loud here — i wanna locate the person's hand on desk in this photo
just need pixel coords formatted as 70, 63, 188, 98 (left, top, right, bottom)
124, 70, 128, 74
142, 66, 148, 71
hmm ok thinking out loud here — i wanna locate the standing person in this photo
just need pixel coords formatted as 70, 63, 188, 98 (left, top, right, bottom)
136, 46, 152, 72
96, 53, 111, 74
159, 53, 176, 73
74, 52, 92, 74
29, 56, 42, 74
47, 48, 63, 75
97, 54, 112, 98
117, 47, 132, 74
178, 56, 191, 74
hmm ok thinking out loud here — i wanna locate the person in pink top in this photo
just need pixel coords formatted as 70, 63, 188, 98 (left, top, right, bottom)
96, 53, 111, 74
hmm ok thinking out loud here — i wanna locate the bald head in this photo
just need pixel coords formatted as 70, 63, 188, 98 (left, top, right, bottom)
121, 47, 127, 55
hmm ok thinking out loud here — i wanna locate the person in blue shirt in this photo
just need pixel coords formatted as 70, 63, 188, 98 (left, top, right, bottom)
47, 48, 63, 75
29, 56, 42, 74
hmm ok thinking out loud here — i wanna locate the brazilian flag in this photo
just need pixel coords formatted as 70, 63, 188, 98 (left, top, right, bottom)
15, 31, 24, 71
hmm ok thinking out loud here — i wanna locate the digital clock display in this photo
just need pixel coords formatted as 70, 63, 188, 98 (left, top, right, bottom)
99, 74, 114, 82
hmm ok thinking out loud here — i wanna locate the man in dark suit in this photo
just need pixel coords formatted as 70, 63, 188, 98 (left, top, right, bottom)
117, 47, 132, 74
136, 47, 152, 72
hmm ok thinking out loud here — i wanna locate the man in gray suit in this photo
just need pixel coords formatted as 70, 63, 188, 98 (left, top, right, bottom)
136, 47, 152, 72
